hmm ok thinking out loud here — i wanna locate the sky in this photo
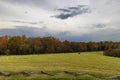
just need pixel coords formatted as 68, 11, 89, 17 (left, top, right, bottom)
0, 0, 120, 41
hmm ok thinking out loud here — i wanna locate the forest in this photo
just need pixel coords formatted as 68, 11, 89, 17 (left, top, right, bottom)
0, 35, 120, 55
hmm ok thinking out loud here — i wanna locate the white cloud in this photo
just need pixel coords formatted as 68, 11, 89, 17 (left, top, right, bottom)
0, 0, 119, 41
0, 21, 16, 29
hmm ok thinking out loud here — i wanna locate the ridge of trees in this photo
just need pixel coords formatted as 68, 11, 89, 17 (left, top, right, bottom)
0, 35, 120, 55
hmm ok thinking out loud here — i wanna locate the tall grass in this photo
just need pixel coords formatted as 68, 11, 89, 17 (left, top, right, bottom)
0, 52, 120, 79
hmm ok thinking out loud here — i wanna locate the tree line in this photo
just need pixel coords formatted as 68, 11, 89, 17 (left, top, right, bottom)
0, 35, 120, 55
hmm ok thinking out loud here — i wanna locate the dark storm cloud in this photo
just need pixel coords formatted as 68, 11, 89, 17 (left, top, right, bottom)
83, 29, 120, 42
54, 5, 91, 20
55, 13, 74, 20
57, 29, 120, 42
68, 5, 86, 10
68, 7, 79, 10
0, 26, 71, 39
0, 26, 50, 37
57, 9, 71, 12
0, 26, 120, 42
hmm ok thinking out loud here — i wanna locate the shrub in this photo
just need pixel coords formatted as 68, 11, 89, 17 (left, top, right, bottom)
104, 49, 120, 57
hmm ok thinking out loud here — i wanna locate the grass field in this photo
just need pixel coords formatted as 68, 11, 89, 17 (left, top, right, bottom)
0, 52, 120, 80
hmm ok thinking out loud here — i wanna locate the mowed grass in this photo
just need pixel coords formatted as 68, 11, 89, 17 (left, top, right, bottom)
0, 52, 120, 80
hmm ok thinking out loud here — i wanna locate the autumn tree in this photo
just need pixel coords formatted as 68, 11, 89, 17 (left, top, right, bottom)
0, 35, 119, 55
8, 36, 26, 55
0, 35, 9, 55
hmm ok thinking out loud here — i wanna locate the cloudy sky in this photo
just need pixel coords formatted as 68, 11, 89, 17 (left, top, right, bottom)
0, 0, 120, 41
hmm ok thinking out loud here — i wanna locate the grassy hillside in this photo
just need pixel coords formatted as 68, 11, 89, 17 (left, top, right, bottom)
0, 52, 120, 80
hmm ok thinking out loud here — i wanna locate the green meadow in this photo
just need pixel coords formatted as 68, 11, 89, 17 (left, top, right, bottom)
0, 52, 120, 80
